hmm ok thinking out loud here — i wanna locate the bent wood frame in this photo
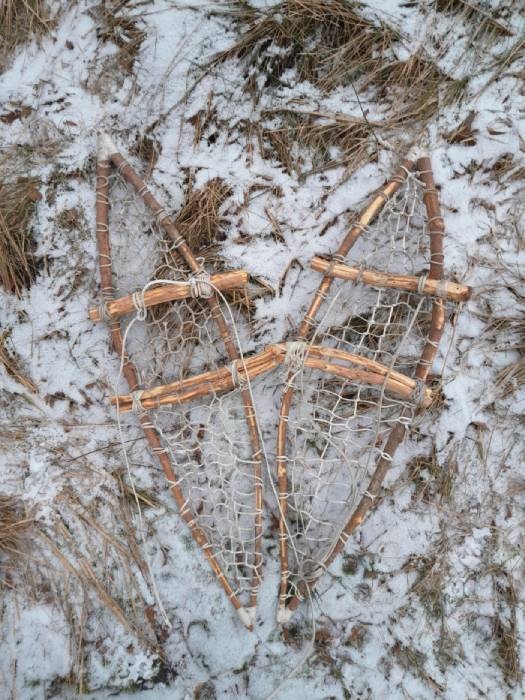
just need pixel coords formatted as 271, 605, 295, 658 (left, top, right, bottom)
94, 133, 262, 629
276, 155, 466, 622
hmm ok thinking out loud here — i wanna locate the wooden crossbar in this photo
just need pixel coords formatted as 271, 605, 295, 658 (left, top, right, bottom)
110, 342, 433, 413
310, 257, 470, 301
89, 270, 249, 321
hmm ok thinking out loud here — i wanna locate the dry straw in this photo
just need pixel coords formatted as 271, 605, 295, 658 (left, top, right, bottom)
0, 178, 41, 296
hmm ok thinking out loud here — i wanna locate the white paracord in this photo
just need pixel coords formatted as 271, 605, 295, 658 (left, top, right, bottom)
230, 360, 249, 389
411, 378, 428, 407
189, 271, 213, 299
98, 302, 111, 322
435, 278, 449, 299
417, 273, 428, 295
131, 390, 145, 414
283, 340, 308, 378
131, 289, 147, 321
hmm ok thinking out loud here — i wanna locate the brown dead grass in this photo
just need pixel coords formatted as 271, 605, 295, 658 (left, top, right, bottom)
0, 1, 52, 72
366, 50, 468, 126
173, 177, 232, 254
407, 449, 456, 505
444, 111, 478, 146
0, 177, 41, 296
96, 1, 146, 75
212, 0, 399, 96
437, 0, 513, 43
0, 330, 37, 393
493, 570, 522, 686
211, 2, 467, 173
261, 109, 377, 176
0, 494, 33, 564
0, 480, 169, 691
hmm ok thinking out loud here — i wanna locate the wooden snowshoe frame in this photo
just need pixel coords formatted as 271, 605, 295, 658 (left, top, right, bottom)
274, 155, 470, 623
93, 133, 264, 630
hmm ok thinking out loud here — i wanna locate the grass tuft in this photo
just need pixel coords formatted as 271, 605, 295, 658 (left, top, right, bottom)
493, 571, 522, 686
97, 1, 146, 75
0, 1, 51, 72
0, 177, 41, 296
366, 50, 466, 126
0, 330, 37, 393
173, 177, 232, 254
437, 0, 513, 43
212, 0, 399, 97
0, 494, 33, 564
261, 109, 377, 177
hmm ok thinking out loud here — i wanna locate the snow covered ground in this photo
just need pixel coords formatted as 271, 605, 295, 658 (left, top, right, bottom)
0, 1, 523, 698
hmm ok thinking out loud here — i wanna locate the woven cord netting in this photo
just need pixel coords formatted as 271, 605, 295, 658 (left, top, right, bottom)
279, 170, 454, 603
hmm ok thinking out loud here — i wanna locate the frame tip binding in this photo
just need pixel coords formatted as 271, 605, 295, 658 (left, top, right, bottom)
237, 605, 256, 630
97, 131, 119, 162
276, 604, 294, 626
406, 144, 428, 162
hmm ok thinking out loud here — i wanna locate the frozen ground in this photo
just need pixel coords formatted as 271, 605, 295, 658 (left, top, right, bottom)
0, 1, 523, 698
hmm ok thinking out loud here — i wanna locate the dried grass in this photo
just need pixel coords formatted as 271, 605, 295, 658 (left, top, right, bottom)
211, 2, 466, 171
495, 356, 525, 393
212, 0, 399, 97
0, 494, 33, 564
173, 177, 232, 254
0, 451, 169, 690
261, 109, 377, 176
407, 449, 455, 505
444, 110, 477, 146
0, 0, 51, 72
0, 330, 37, 393
96, 1, 146, 75
0, 177, 41, 296
437, 0, 513, 43
484, 313, 525, 396
366, 50, 467, 126
493, 571, 522, 686
483, 153, 525, 185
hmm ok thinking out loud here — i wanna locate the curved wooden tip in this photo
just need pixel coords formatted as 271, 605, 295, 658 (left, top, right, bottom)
237, 606, 256, 630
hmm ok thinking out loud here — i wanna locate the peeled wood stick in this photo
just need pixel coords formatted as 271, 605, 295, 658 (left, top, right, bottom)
89, 270, 249, 322
310, 257, 470, 302
300, 357, 432, 407
111, 345, 283, 413
415, 156, 446, 384
289, 344, 425, 392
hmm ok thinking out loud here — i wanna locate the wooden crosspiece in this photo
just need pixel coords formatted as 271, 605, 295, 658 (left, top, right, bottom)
111, 343, 433, 413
